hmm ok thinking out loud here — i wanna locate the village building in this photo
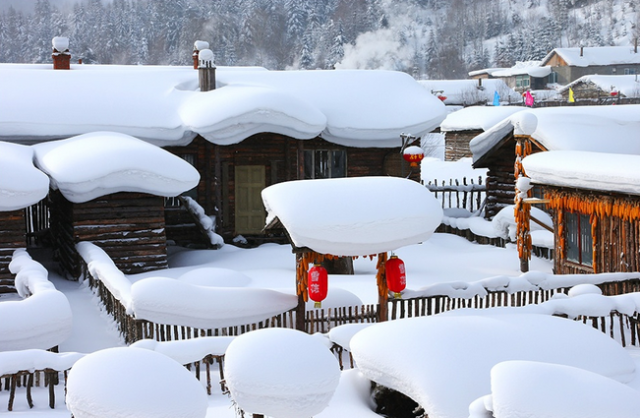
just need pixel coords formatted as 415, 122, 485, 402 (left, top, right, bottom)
470, 45, 640, 95
0, 39, 447, 282
469, 105, 640, 221
439, 105, 525, 161
418, 79, 520, 108
558, 74, 640, 102
523, 150, 640, 275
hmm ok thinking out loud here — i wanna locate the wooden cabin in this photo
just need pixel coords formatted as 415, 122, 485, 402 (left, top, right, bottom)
523, 151, 640, 275
470, 105, 640, 220
164, 134, 417, 244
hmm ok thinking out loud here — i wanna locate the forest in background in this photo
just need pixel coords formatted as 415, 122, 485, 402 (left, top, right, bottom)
1, 0, 639, 79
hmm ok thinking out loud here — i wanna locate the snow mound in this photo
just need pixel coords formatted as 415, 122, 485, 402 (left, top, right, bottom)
66, 347, 208, 418
262, 177, 443, 256
224, 328, 340, 418
471, 360, 640, 418
350, 313, 635, 418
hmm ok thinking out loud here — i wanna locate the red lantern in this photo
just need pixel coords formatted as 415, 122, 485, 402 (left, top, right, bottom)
403, 145, 424, 168
386, 255, 406, 299
308, 263, 328, 308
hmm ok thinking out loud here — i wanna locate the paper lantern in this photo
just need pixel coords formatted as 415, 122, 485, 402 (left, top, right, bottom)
308, 264, 328, 308
386, 255, 406, 299
403, 145, 424, 167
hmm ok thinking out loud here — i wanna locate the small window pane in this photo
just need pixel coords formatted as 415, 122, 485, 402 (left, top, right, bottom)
315, 150, 330, 179
580, 214, 593, 265
565, 212, 580, 263
304, 150, 314, 179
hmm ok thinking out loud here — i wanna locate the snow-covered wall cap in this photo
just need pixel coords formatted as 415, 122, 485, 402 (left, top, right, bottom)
52, 36, 69, 52
198, 49, 215, 66
512, 111, 537, 136
523, 150, 640, 196
0, 142, 50, 211
193, 40, 209, 51
262, 177, 443, 256
33, 132, 201, 203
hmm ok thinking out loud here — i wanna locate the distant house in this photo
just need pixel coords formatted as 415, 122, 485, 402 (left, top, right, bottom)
559, 74, 640, 102
439, 106, 525, 161
470, 105, 640, 220
523, 151, 640, 275
0, 43, 446, 264
541, 46, 640, 86
470, 45, 640, 94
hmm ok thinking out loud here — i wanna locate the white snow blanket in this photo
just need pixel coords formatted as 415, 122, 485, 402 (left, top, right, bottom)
262, 176, 443, 256
0, 64, 446, 148
33, 131, 200, 203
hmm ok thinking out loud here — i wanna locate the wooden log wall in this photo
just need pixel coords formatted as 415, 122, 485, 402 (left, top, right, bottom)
548, 187, 640, 275
0, 210, 26, 293
49, 190, 168, 278
444, 130, 481, 161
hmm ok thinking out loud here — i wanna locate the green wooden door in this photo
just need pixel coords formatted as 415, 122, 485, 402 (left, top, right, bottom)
235, 165, 266, 234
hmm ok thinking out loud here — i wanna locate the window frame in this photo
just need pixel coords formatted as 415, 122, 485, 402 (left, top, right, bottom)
304, 149, 347, 179
564, 211, 593, 267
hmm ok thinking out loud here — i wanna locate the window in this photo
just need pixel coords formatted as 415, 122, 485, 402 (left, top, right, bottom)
565, 212, 593, 266
624, 68, 636, 75
548, 71, 558, 84
304, 150, 347, 179
515, 75, 530, 88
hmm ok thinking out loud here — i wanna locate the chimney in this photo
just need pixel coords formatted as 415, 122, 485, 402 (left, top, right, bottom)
580, 45, 584, 57
52, 36, 71, 70
635, 38, 638, 54
193, 40, 210, 69
198, 49, 216, 92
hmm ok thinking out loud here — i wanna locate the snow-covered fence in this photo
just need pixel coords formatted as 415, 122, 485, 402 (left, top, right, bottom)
423, 176, 486, 213
0, 350, 84, 411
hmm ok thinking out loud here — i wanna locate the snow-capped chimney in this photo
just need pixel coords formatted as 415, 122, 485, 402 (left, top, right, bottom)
52, 36, 71, 70
193, 40, 210, 69
198, 49, 216, 92
580, 45, 584, 57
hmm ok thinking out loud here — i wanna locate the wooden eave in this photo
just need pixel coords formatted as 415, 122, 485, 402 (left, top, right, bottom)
472, 130, 514, 169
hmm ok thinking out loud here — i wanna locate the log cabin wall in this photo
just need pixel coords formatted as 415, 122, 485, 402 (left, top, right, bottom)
444, 130, 481, 161
0, 210, 26, 293
548, 187, 640, 276
49, 190, 168, 278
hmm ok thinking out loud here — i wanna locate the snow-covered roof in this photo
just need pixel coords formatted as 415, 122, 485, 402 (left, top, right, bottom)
440, 105, 526, 132
418, 79, 520, 106
0, 142, 50, 211
32, 132, 200, 203
261, 177, 443, 256
0, 64, 446, 148
470, 105, 640, 164
523, 150, 640, 196
542, 46, 640, 67
469, 61, 551, 78
560, 74, 640, 97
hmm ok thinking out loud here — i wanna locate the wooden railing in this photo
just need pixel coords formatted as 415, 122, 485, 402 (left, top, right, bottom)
424, 176, 486, 213
1, 369, 62, 411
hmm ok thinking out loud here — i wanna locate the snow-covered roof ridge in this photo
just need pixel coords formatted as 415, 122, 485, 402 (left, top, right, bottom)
262, 177, 443, 256
542, 45, 640, 67
468, 61, 551, 78
0, 142, 50, 211
0, 64, 445, 148
33, 132, 201, 203
523, 150, 640, 196
470, 105, 640, 163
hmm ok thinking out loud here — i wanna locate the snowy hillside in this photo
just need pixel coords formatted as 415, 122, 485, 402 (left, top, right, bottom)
0, 0, 638, 77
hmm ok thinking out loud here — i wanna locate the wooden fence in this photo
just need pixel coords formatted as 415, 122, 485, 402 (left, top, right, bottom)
423, 176, 486, 213
1, 369, 61, 411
